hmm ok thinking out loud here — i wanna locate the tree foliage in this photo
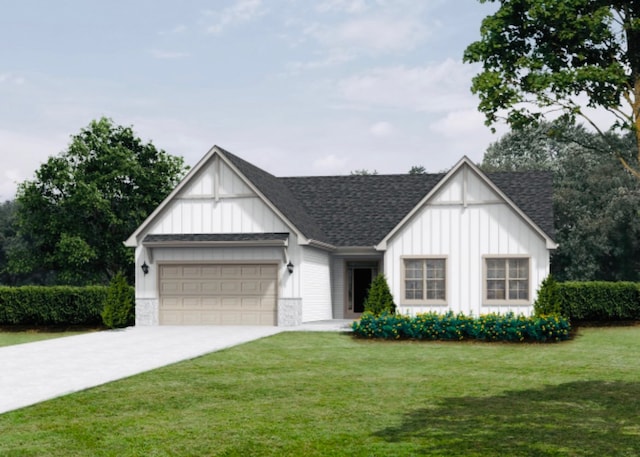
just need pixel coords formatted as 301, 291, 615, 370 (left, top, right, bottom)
11, 118, 188, 285
408, 165, 427, 175
363, 274, 396, 316
482, 121, 640, 281
101, 271, 135, 328
350, 169, 378, 175
464, 0, 640, 178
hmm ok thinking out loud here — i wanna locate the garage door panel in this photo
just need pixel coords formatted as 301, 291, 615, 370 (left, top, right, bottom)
159, 263, 277, 325
201, 282, 220, 294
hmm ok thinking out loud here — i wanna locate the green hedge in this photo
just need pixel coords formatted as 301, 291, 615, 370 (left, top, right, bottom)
352, 311, 571, 343
534, 280, 640, 322
0, 286, 133, 326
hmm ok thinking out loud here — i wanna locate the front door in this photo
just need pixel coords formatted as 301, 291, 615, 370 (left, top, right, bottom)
345, 261, 378, 318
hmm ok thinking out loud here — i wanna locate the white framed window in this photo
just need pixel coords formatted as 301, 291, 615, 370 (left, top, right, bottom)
402, 257, 447, 305
483, 257, 530, 304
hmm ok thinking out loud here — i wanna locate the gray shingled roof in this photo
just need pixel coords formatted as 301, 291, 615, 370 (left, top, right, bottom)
218, 148, 555, 247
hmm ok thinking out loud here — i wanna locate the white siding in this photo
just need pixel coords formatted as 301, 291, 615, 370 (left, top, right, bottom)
148, 156, 290, 235
300, 247, 333, 322
385, 165, 551, 317
151, 198, 289, 234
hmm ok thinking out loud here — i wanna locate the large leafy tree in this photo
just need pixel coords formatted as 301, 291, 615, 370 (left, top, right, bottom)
482, 121, 640, 281
12, 118, 188, 285
464, 0, 640, 178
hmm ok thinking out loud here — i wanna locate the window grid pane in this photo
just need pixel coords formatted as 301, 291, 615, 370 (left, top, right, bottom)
404, 258, 446, 302
486, 258, 529, 302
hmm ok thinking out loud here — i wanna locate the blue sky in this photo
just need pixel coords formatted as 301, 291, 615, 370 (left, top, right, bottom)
0, 0, 503, 201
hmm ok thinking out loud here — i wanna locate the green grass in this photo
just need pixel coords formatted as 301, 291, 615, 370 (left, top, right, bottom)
0, 329, 90, 347
1, 327, 639, 456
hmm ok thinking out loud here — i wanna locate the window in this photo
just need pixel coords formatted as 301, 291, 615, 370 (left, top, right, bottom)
403, 258, 446, 304
484, 257, 529, 303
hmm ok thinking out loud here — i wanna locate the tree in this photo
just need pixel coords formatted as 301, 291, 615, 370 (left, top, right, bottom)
0, 200, 17, 284
11, 118, 188, 285
464, 1, 640, 178
350, 169, 378, 175
481, 120, 640, 281
408, 165, 427, 175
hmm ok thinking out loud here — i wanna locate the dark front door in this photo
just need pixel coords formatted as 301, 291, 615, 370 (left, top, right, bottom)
346, 261, 379, 317
352, 268, 372, 313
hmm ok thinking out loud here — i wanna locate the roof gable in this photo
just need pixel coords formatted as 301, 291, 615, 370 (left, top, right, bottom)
126, 149, 556, 250
375, 157, 557, 250
125, 146, 313, 247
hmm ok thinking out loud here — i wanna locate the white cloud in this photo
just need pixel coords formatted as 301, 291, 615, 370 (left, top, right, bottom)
206, 0, 265, 34
369, 121, 395, 137
429, 109, 507, 160
159, 24, 187, 35
429, 109, 487, 138
0, 73, 25, 85
286, 49, 353, 72
312, 153, 349, 173
0, 129, 69, 200
307, 15, 427, 54
316, 0, 369, 14
338, 59, 477, 112
150, 49, 190, 59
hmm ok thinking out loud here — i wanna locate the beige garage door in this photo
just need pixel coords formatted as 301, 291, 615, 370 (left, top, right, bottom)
159, 264, 277, 325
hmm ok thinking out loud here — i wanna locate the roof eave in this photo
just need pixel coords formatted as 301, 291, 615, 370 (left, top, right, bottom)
142, 239, 289, 248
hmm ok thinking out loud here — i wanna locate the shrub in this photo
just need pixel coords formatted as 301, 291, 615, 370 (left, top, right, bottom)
535, 281, 640, 322
352, 311, 571, 343
534, 274, 560, 316
363, 274, 396, 315
101, 271, 135, 328
559, 282, 640, 322
0, 286, 111, 326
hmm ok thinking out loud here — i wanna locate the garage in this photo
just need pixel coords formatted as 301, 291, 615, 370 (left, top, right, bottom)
158, 263, 278, 325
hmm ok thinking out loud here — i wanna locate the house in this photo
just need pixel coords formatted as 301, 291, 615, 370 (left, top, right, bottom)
125, 146, 557, 326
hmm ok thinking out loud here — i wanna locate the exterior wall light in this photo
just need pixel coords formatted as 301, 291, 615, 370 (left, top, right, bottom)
287, 261, 294, 274
141, 262, 149, 275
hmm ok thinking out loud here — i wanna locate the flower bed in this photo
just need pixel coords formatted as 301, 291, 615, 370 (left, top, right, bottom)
352, 311, 571, 343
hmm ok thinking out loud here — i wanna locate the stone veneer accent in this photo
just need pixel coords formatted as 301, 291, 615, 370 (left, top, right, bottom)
278, 298, 302, 326
135, 299, 159, 326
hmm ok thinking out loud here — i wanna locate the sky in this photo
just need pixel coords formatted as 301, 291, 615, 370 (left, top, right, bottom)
0, 0, 505, 201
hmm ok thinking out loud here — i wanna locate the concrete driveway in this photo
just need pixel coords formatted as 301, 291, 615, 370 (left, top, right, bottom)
0, 322, 351, 415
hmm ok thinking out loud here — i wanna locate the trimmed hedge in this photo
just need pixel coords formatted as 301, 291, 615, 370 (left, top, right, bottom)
0, 285, 133, 327
534, 280, 640, 322
352, 311, 571, 343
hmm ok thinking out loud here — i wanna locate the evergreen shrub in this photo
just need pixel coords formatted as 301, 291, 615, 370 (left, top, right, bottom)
534, 281, 640, 322
352, 311, 571, 343
101, 271, 135, 328
363, 274, 396, 315
0, 285, 115, 326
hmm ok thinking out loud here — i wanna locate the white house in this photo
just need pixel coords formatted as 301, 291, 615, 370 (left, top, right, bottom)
125, 146, 557, 326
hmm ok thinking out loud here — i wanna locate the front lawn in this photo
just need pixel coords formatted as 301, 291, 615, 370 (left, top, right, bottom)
1, 327, 639, 456
0, 329, 90, 348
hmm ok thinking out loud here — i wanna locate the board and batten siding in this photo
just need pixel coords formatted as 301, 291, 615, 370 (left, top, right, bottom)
300, 247, 333, 322
149, 157, 290, 235
385, 165, 551, 317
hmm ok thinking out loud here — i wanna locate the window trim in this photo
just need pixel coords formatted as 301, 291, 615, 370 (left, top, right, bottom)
401, 256, 448, 306
482, 255, 531, 306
